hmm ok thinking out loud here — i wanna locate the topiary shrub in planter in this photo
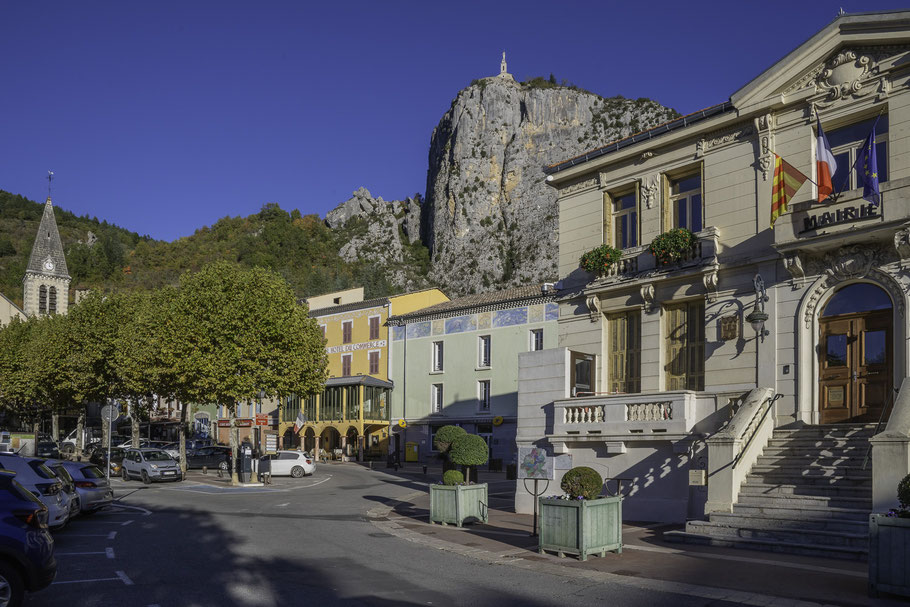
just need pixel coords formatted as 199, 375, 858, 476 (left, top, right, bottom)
435, 425, 466, 474
443, 469, 464, 486
580, 244, 622, 277
869, 473, 910, 597
429, 433, 489, 527
648, 228, 698, 266
538, 466, 622, 560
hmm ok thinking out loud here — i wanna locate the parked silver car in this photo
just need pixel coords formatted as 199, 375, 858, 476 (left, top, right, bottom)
35, 459, 81, 519
0, 454, 70, 529
121, 448, 183, 484
56, 461, 113, 513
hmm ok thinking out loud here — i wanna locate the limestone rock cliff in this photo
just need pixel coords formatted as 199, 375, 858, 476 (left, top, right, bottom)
327, 75, 679, 296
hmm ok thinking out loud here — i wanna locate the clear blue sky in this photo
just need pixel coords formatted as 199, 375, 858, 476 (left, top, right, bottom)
1, 2, 906, 242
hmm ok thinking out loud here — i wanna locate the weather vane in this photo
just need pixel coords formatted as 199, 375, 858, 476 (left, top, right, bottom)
47, 171, 54, 198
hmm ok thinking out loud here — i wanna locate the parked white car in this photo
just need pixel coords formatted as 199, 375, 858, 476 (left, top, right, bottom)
264, 451, 315, 478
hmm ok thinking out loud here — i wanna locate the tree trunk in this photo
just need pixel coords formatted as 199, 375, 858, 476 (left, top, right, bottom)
31, 419, 39, 456
76, 412, 85, 459
130, 399, 140, 448
51, 414, 59, 443
179, 401, 189, 474
229, 399, 239, 486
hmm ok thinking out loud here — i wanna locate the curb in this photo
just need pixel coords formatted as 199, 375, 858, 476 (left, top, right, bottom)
366, 492, 842, 607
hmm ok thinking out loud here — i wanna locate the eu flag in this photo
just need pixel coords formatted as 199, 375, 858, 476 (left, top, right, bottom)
858, 119, 881, 205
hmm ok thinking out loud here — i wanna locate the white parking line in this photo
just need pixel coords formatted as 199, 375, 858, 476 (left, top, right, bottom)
64, 533, 116, 538
104, 503, 153, 516
105, 547, 115, 559
116, 570, 134, 585
53, 575, 125, 585
121, 519, 134, 527
275, 503, 290, 507
56, 551, 109, 556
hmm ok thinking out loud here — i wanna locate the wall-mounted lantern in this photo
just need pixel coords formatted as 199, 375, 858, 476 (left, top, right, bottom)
745, 273, 769, 342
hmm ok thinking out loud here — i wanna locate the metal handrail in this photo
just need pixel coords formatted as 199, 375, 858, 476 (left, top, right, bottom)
862, 387, 899, 470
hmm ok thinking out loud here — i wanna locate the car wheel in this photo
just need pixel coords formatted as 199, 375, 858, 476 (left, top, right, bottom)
121, 468, 129, 481
291, 466, 304, 478
0, 559, 25, 607
219, 461, 228, 472
141, 471, 151, 485
61, 443, 74, 455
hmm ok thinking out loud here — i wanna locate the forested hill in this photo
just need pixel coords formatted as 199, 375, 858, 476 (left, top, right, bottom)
0, 191, 423, 308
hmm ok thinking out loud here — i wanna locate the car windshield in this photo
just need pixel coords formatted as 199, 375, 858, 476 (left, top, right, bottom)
52, 465, 73, 483
80, 466, 105, 479
144, 451, 173, 462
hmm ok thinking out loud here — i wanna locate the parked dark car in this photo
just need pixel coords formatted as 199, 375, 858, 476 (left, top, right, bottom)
89, 447, 126, 476
0, 469, 57, 605
184, 446, 232, 471
34, 442, 59, 460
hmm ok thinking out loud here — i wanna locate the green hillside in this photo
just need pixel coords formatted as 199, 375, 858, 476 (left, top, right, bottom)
0, 191, 407, 308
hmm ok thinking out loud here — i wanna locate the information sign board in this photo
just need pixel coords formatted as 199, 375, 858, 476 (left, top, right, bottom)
517, 446, 554, 480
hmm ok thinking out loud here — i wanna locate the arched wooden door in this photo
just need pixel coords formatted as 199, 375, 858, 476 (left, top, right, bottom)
818, 284, 893, 424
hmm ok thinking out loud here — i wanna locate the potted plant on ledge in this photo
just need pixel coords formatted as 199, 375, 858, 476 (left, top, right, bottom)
429, 428, 489, 527
539, 466, 622, 561
870, 474, 910, 597
648, 228, 698, 266
580, 244, 622, 278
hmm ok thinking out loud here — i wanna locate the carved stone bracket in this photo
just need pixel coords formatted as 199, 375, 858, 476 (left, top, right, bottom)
702, 269, 719, 303
754, 113, 774, 181
895, 225, 910, 269
640, 283, 655, 314
559, 177, 599, 198
638, 151, 655, 164
642, 176, 659, 209
585, 294, 601, 321
783, 251, 806, 283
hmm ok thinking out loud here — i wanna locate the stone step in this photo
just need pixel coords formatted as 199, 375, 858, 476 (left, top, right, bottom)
755, 454, 868, 467
731, 502, 870, 522
708, 511, 868, 534
749, 464, 871, 478
739, 482, 872, 499
663, 530, 867, 560
772, 425, 876, 439
766, 438, 874, 449
746, 473, 871, 487
737, 492, 871, 511
761, 446, 868, 458
685, 519, 869, 549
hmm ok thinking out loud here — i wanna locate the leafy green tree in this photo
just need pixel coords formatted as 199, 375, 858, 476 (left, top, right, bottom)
449, 434, 489, 483
0, 318, 36, 426
171, 262, 327, 484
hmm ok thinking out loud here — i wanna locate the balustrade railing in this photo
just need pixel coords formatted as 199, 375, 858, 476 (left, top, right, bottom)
626, 401, 672, 421
563, 405, 604, 424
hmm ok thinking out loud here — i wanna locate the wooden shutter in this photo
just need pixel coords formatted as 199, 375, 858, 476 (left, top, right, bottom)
665, 304, 687, 390
687, 300, 706, 391
608, 314, 626, 393
603, 192, 613, 246
628, 311, 641, 393
661, 175, 672, 232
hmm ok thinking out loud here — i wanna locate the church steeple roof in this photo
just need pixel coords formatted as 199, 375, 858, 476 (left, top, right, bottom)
25, 197, 70, 280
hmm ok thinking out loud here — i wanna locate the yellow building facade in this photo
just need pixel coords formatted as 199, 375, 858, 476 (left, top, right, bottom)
279, 288, 448, 459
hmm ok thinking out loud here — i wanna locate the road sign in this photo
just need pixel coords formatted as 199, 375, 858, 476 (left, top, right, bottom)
101, 403, 120, 423
255, 414, 269, 426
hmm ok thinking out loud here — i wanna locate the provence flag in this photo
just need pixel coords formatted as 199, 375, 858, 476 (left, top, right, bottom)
770, 154, 809, 229
858, 120, 881, 205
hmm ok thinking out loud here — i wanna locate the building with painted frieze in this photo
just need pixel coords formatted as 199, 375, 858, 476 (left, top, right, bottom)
515, 11, 910, 556
279, 288, 448, 459
389, 284, 557, 465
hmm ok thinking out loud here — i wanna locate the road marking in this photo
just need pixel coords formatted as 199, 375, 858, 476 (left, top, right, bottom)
53, 575, 126, 585
105, 503, 153, 516
105, 547, 115, 559
621, 543, 865, 578
109, 531, 117, 539
63, 533, 115, 538
275, 503, 290, 507
121, 519, 134, 526
56, 551, 110, 556
116, 570, 134, 585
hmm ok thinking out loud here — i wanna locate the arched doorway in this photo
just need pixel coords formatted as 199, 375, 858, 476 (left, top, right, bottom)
303, 427, 316, 454
345, 427, 359, 458
818, 283, 893, 423
321, 427, 341, 457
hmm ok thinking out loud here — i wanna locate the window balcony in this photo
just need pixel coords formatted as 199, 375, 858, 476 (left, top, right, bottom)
592, 227, 719, 284
551, 391, 702, 452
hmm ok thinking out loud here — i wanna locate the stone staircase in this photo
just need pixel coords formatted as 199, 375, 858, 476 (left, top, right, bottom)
665, 424, 875, 560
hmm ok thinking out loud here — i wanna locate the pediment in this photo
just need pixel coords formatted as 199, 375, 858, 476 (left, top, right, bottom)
731, 13, 910, 111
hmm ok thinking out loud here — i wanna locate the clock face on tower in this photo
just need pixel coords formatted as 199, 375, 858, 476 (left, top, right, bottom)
43, 259, 54, 271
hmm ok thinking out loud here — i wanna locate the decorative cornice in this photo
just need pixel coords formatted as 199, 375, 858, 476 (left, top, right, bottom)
702, 270, 719, 303
558, 177, 599, 198
697, 123, 755, 156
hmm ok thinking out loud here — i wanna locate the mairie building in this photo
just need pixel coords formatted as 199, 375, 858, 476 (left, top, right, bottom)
388, 285, 557, 465
280, 287, 448, 459
516, 11, 910, 556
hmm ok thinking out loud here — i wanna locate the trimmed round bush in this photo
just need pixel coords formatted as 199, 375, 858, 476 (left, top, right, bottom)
448, 434, 489, 468
561, 466, 603, 500
443, 469, 464, 486
899, 474, 910, 510
434, 425, 467, 454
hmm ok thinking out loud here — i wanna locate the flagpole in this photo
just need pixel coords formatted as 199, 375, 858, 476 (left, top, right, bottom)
827, 108, 884, 204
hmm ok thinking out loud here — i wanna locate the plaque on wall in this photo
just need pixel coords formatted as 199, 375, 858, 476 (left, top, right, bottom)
720, 315, 738, 341
828, 386, 845, 404
688, 470, 707, 486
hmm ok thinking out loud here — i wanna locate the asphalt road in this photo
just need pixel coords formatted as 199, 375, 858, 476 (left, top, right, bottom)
26, 464, 751, 607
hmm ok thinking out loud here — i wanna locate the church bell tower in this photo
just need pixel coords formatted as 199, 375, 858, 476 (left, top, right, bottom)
23, 197, 71, 316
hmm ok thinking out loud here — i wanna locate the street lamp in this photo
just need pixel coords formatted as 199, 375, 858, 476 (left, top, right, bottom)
745, 273, 770, 341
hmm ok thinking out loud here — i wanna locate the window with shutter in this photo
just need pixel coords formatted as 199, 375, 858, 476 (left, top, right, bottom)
342, 321, 353, 344
608, 311, 641, 394
369, 316, 380, 340
341, 354, 352, 377
664, 301, 705, 391
39, 285, 47, 314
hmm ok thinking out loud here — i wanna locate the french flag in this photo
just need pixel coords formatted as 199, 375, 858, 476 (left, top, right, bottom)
816, 118, 837, 202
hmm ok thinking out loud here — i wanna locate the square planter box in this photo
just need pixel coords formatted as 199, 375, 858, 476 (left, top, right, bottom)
429, 483, 488, 527
870, 514, 910, 597
539, 496, 622, 561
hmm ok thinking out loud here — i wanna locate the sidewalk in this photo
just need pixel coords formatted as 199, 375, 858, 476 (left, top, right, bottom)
366, 463, 902, 607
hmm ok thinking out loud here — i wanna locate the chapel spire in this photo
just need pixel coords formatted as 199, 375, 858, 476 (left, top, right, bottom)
23, 191, 71, 316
